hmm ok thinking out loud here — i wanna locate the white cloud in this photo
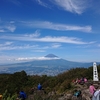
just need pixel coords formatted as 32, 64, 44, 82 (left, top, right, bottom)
51, 43, 61, 48
97, 44, 100, 47
0, 33, 94, 45
52, 0, 88, 14
21, 21, 92, 32
0, 42, 13, 47
37, 36, 87, 44
0, 29, 5, 32
0, 21, 16, 32
36, 0, 48, 8
16, 56, 60, 61
0, 44, 39, 51
0, 55, 18, 64
24, 30, 40, 38
5, 25, 16, 32
10, 21, 15, 24
0, 42, 61, 51
36, 0, 89, 14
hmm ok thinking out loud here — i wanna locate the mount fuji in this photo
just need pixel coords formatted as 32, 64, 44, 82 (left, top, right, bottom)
0, 54, 99, 76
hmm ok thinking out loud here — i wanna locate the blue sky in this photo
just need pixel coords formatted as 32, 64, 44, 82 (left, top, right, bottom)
0, 0, 100, 64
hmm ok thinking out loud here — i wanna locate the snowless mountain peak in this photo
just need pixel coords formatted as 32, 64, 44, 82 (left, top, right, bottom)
45, 54, 59, 58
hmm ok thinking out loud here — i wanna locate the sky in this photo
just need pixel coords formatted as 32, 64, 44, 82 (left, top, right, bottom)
0, 0, 100, 64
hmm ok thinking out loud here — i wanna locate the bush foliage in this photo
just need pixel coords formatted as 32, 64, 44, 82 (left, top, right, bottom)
0, 64, 100, 99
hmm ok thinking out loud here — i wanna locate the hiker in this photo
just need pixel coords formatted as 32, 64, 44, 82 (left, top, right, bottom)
80, 77, 85, 84
18, 90, 27, 100
75, 78, 79, 84
89, 83, 96, 96
92, 89, 100, 100
77, 79, 81, 84
73, 78, 81, 84
37, 83, 42, 90
73, 90, 82, 98
84, 77, 88, 83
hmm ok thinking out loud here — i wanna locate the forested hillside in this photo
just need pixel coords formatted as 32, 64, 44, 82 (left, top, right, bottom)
0, 65, 100, 100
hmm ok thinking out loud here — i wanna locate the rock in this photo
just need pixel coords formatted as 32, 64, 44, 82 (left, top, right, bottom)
28, 81, 100, 100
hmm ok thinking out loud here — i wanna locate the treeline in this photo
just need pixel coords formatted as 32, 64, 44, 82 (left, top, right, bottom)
0, 65, 100, 98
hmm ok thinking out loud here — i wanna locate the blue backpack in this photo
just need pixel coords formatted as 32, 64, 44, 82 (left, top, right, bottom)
37, 84, 42, 90
19, 91, 27, 99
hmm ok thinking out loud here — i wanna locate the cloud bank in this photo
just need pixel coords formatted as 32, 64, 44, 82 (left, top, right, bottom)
0, 33, 92, 45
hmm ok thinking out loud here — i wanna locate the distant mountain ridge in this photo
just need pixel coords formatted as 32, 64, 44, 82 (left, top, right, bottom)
0, 54, 100, 76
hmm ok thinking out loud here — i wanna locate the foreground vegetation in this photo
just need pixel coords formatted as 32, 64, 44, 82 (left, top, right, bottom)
0, 64, 100, 99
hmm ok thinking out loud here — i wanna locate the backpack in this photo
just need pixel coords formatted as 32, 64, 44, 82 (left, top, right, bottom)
38, 84, 42, 90
74, 91, 81, 97
19, 91, 27, 99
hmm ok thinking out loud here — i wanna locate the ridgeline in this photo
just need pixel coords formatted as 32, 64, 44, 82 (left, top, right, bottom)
0, 64, 100, 100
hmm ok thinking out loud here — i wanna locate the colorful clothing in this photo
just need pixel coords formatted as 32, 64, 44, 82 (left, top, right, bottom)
89, 85, 96, 95
92, 90, 100, 100
19, 91, 26, 100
